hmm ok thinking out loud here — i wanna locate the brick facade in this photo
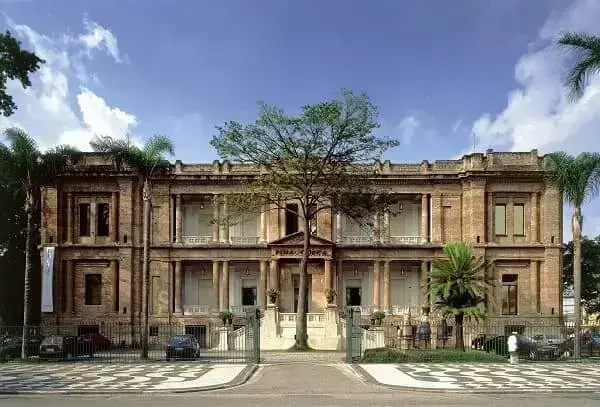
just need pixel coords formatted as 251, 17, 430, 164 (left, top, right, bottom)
40, 149, 563, 328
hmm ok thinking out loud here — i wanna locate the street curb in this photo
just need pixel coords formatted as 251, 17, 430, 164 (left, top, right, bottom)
351, 364, 600, 395
0, 364, 258, 395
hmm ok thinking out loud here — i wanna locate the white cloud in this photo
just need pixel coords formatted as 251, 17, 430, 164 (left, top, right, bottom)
1, 16, 137, 151
397, 116, 420, 144
78, 14, 126, 63
470, 0, 600, 155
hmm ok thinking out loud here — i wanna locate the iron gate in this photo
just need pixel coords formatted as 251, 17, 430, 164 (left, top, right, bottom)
345, 307, 362, 363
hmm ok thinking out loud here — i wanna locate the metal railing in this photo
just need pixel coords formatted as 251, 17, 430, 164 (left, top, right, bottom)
0, 318, 260, 364
182, 235, 212, 244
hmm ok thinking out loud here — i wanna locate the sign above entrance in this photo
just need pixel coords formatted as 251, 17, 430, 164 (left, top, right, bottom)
274, 247, 331, 258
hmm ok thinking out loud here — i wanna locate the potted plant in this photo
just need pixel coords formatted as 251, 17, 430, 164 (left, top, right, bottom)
219, 310, 233, 325
325, 288, 336, 305
370, 310, 386, 326
267, 288, 280, 304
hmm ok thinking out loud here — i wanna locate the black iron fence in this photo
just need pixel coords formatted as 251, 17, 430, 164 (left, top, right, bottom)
371, 317, 600, 361
1, 315, 260, 364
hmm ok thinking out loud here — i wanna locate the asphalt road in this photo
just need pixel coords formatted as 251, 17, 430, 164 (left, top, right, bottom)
1, 363, 600, 407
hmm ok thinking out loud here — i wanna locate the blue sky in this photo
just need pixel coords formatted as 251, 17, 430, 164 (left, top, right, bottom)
1, 0, 600, 239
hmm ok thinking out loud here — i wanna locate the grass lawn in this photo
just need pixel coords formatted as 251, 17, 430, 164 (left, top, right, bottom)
361, 348, 508, 363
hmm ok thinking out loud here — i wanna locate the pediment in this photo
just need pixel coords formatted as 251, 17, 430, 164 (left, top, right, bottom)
268, 231, 334, 246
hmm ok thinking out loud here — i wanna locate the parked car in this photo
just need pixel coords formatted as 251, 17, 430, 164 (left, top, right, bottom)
166, 335, 201, 360
532, 334, 563, 346
39, 335, 93, 359
0, 334, 43, 359
471, 334, 496, 350
483, 334, 558, 360
78, 333, 112, 351
559, 333, 600, 358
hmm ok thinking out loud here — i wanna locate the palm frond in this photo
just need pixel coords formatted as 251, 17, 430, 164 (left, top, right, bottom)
546, 152, 600, 207
143, 134, 175, 160
557, 32, 600, 100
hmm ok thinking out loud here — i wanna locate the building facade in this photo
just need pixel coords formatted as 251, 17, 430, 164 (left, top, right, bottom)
39, 149, 563, 335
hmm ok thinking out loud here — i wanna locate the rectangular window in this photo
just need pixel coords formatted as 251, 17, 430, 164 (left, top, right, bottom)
501, 274, 518, 315
149, 326, 159, 337
308, 203, 318, 235
97, 203, 110, 236
494, 204, 506, 235
242, 287, 257, 306
85, 274, 102, 305
79, 203, 90, 236
513, 204, 524, 236
285, 203, 299, 235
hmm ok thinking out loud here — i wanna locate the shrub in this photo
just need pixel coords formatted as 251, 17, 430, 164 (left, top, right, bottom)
361, 348, 507, 363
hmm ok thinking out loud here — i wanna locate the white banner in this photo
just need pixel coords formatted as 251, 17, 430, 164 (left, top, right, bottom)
41, 246, 55, 313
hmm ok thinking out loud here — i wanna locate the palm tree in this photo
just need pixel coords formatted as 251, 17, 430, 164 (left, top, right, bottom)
428, 242, 492, 351
90, 134, 174, 359
557, 32, 600, 100
0, 128, 77, 358
546, 152, 600, 359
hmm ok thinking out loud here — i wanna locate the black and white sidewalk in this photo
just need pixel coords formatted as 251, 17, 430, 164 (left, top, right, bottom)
0, 362, 253, 394
357, 363, 600, 392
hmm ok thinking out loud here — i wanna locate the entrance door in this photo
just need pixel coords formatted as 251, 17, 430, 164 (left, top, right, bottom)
391, 279, 407, 309
293, 274, 311, 312
346, 287, 362, 306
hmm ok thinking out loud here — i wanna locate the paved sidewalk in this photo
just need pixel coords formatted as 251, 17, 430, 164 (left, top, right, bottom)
0, 362, 254, 394
356, 363, 600, 392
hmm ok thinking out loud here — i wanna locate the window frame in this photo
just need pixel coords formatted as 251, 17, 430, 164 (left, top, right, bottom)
501, 274, 518, 315
79, 203, 91, 237
84, 273, 102, 306
494, 204, 507, 236
285, 203, 299, 235
96, 202, 110, 237
513, 203, 525, 236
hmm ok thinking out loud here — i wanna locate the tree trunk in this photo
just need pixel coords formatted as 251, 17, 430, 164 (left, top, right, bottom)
21, 192, 33, 359
455, 313, 464, 351
140, 180, 152, 359
573, 207, 583, 359
295, 219, 311, 349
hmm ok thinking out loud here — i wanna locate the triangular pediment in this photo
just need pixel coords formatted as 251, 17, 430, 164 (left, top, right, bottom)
268, 231, 334, 246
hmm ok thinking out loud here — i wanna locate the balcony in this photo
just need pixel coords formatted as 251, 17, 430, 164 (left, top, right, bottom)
342, 236, 374, 245
231, 305, 257, 315
230, 236, 260, 245
183, 305, 213, 315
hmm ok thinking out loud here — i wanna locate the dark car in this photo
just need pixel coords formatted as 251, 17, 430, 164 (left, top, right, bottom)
166, 335, 200, 360
0, 334, 43, 359
483, 335, 547, 360
472, 334, 495, 350
78, 333, 112, 351
559, 333, 600, 358
39, 335, 93, 359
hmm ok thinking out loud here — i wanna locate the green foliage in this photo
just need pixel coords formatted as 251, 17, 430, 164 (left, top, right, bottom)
563, 236, 600, 315
546, 152, 600, 208
360, 348, 506, 363
0, 31, 45, 117
429, 242, 492, 321
90, 134, 175, 179
557, 32, 600, 100
218, 310, 234, 324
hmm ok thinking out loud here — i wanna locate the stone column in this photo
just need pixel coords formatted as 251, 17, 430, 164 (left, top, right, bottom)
175, 194, 182, 243
66, 192, 73, 243
259, 260, 268, 309
259, 204, 267, 243
420, 261, 429, 310
212, 260, 220, 312
111, 192, 118, 242
373, 212, 380, 243
324, 258, 332, 291
335, 212, 342, 243
220, 195, 230, 243
531, 192, 539, 242
383, 210, 390, 243
174, 261, 182, 313
383, 260, 390, 313
487, 192, 494, 243
531, 260, 540, 313
421, 194, 429, 243
221, 260, 230, 309
373, 260, 381, 309
269, 258, 279, 303
431, 194, 442, 243
65, 260, 73, 314
212, 194, 220, 243
336, 259, 343, 308
111, 260, 119, 312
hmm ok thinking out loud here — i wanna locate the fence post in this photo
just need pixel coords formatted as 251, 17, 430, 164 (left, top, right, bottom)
254, 308, 260, 363
346, 308, 353, 363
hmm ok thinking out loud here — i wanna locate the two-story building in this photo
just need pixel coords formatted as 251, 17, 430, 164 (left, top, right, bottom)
39, 149, 563, 343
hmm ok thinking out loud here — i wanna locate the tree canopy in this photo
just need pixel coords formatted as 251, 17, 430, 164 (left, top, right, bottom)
563, 235, 600, 316
0, 30, 45, 117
